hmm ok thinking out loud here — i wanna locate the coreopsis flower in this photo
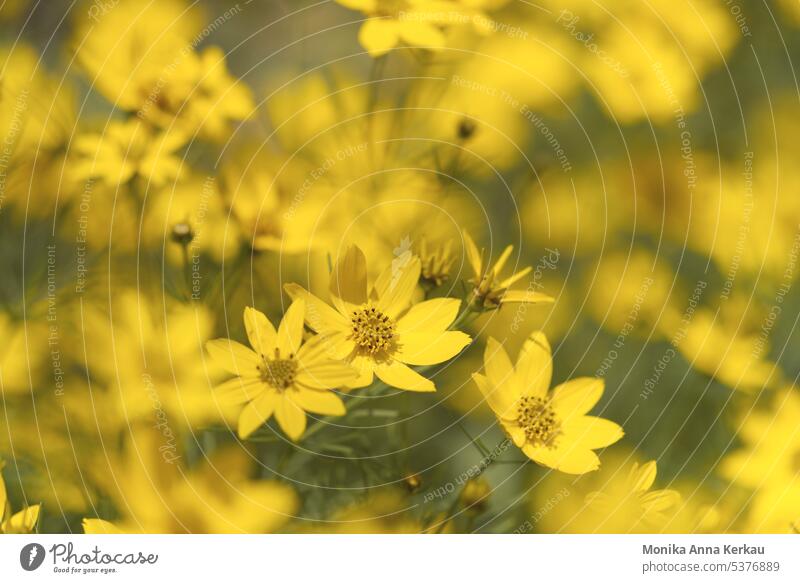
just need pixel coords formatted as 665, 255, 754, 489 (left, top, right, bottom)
463, 230, 554, 309
720, 388, 800, 488
335, 0, 495, 57
472, 332, 623, 474
1, 460, 40, 534
418, 238, 456, 288
207, 301, 358, 440
584, 461, 682, 533
71, 120, 186, 187
285, 245, 472, 392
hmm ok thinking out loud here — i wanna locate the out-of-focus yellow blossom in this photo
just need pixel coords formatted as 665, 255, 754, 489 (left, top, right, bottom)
83, 432, 297, 533
0, 313, 46, 395
305, 490, 421, 533
744, 480, 800, 534
464, 230, 554, 309
473, 332, 623, 474
418, 237, 456, 288
207, 301, 358, 440
219, 147, 330, 254
335, 0, 496, 57
583, 460, 682, 533
661, 301, 778, 393
72, 120, 186, 187
78, 291, 232, 429
0, 460, 40, 534
585, 250, 680, 338
286, 245, 471, 392
144, 176, 239, 264
720, 388, 800, 489
459, 476, 491, 513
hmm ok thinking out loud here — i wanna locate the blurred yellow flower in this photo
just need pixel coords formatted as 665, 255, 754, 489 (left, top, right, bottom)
0, 460, 40, 534
473, 332, 623, 474
207, 301, 358, 440
464, 230, 554, 309
286, 245, 471, 392
72, 120, 186, 187
583, 460, 682, 533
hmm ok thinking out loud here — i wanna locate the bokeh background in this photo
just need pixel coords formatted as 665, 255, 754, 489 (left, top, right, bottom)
1, 0, 799, 533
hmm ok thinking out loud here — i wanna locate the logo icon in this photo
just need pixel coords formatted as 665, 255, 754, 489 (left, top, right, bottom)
20, 543, 46, 571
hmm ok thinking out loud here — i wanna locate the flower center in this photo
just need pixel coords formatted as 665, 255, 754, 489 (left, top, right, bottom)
351, 306, 395, 355
260, 357, 297, 390
517, 396, 561, 447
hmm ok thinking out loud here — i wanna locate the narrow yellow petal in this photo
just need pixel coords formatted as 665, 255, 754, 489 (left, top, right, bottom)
376, 256, 421, 318
483, 337, 516, 390
4, 504, 40, 533
472, 372, 518, 420
551, 377, 604, 419
462, 230, 483, 278
641, 489, 681, 512
330, 245, 369, 308
290, 388, 346, 416
83, 518, 123, 534
215, 377, 264, 405
562, 416, 624, 449
275, 397, 307, 440
630, 461, 658, 492
395, 298, 461, 334
358, 19, 400, 57
375, 360, 435, 392
206, 339, 260, 376
515, 331, 552, 398
238, 392, 279, 438
284, 283, 349, 333
500, 290, 555, 304
243, 306, 277, 356
296, 361, 358, 389
396, 331, 471, 366
277, 299, 306, 356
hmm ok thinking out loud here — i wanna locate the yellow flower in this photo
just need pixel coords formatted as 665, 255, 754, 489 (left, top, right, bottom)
82, 431, 297, 533
0, 460, 40, 534
206, 301, 358, 440
418, 237, 456, 288
584, 461, 682, 533
285, 245, 472, 392
720, 388, 800, 489
72, 120, 186, 187
473, 332, 623, 474
336, 0, 491, 58
463, 230, 554, 309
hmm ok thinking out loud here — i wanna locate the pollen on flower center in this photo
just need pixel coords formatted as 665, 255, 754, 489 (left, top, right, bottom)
517, 396, 561, 447
351, 306, 395, 355
260, 357, 297, 390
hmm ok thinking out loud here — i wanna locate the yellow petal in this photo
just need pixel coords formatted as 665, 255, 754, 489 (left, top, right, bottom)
243, 306, 277, 356
330, 245, 368, 309
0, 461, 6, 513
525, 444, 600, 475
337, 0, 377, 12
396, 298, 461, 334
462, 230, 483, 278
215, 377, 264, 405
396, 331, 471, 365
291, 388, 346, 416
630, 461, 658, 492
358, 19, 400, 57
376, 256, 421, 318
238, 392, 279, 438
498, 266, 532, 290
296, 332, 353, 364
515, 331, 552, 398
4, 504, 40, 533
284, 284, 349, 333
492, 245, 514, 276
277, 299, 306, 356
275, 397, 307, 440
483, 337, 517, 392
551, 377, 604, 419
562, 416, 624, 449
296, 360, 358, 389
500, 290, 555, 304
641, 489, 681, 512
375, 360, 435, 392
472, 372, 517, 420
346, 356, 375, 389
206, 339, 260, 377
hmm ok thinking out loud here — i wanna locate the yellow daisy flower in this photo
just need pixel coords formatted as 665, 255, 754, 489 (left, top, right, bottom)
1, 460, 40, 534
584, 460, 682, 533
336, 0, 491, 58
71, 120, 186, 187
206, 300, 358, 440
472, 332, 623, 474
285, 245, 472, 393
463, 230, 554, 309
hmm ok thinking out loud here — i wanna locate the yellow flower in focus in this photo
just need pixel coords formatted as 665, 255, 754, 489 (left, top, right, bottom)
473, 332, 623, 474
464, 230, 554, 309
583, 460, 682, 533
336, 0, 492, 57
285, 245, 472, 392
72, 120, 186, 187
207, 301, 358, 440
0, 460, 40, 534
